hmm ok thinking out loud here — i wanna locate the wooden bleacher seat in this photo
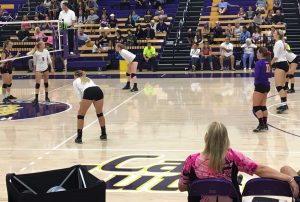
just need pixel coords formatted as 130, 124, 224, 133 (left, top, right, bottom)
117, 17, 173, 22
198, 25, 285, 30
199, 20, 254, 25
80, 53, 108, 58
0, 4, 14, 9
79, 45, 162, 51
200, 14, 267, 19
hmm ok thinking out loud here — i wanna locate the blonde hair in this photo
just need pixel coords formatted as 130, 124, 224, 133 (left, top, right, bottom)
203, 122, 230, 173
34, 27, 41, 35
27, 44, 38, 56
74, 70, 90, 84
116, 43, 125, 49
276, 29, 285, 40
3, 40, 12, 50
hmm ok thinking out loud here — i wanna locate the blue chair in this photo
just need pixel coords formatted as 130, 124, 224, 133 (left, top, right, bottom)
242, 178, 293, 202
188, 178, 241, 202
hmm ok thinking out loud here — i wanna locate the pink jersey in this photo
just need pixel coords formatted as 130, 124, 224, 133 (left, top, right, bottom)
179, 148, 258, 187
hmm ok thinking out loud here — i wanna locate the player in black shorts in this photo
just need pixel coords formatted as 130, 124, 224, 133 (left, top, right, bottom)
285, 44, 299, 94
0, 40, 20, 104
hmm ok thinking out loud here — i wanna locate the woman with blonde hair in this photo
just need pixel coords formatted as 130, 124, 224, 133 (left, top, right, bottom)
178, 122, 299, 201
73, 70, 107, 143
33, 27, 47, 42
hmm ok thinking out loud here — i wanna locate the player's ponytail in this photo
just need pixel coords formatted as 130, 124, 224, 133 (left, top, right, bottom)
116, 43, 125, 49
74, 70, 90, 84
3, 40, 11, 50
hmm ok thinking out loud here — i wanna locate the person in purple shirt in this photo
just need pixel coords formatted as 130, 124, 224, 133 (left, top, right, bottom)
252, 47, 272, 132
35, 2, 48, 20
156, 18, 168, 33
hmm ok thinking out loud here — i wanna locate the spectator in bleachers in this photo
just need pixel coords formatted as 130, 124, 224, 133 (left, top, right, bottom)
201, 42, 214, 71
98, 31, 110, 48
207, 32, 215, 44
125, 30, 137, 47
17, 27, 30, 42
142, 42, 157, 72
86, 9, 99, 24
49, 0, 59, 20
101, 7, 109, 18
100, 14, 109, 29
144, 10, 153, 23
225, 23, 234, 38
78, 28, 91, 47
87, 0, 98, 12
242, 38, 257, 70
150, 20, 157, 32
155, 6, 164, 16
44, 0, 52, 11
202, 23, 210, 39
252, 27, 263, 43
237, 7, 246, 20
131, 10, 140, 23
157, 9, 168, 20
220, 37, 235, 71
36, 1, 48, 20
126, 14, 135, 27
114, 30, 124, 46
135, 24, 144, 39
212, 21, 223, 38
264, 10, 274, 25
272, 9, 285, 25
109, 14, 118, 29
31, 16, 41, 31
240, 27, 251, 44
246, 22, 256, 35
120, 0, 131, 10
209, 0, 239, 15
194, 30, 203, 45
152, 0, 162, 9
144, 24, 155, 39
135, 0, 146, 8
190, 43, 200, 71
33, 27, 48, 42
266, 26, 276, 47
41, 16, 53, 30
21, 15, 31, 30
77, 9, 87, 24
245, 6, 255, 20
233, 22, 243, 38
0, 8, 6, 22
186, 28, 195, 45
256, 0, 268, 13
273, 0, 282, 12
156, 18, 168, 33
253, 12, 264, 25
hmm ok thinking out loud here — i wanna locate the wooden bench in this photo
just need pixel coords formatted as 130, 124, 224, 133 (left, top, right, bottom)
79, 45, 162, 51
199, 19, 254, 25
116, 17, 173, 22
0, 4, 14, 9
200, 14, 267, 19
80, 53, 108, 58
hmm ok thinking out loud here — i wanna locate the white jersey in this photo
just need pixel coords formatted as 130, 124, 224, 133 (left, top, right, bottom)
220, 42, 233, 57
120, 49, 136, 63
286, 51, 297, 63
33, 49, 51, 72
73, 77, 97, 100
273, 40, 287, 62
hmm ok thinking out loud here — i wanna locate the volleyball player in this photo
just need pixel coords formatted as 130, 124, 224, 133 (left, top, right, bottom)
252, 47, 271, 132
0, 40, 20, 104
271, 30, 289, 114
285, 43, 299, 94
32, 41, 54, 104
115, 43, 139, 92
73, 70, 107, 143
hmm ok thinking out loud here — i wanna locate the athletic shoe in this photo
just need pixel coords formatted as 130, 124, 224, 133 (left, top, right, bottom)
100, 134, 107, 140
122, 84, 131, 90
32, 99, 38, 105
75, 135, 82, 144
45, 97, 50, 102
276, 105, 289, 110
262, 124, 269, 131
7, 95, 17, 99
3, 98, 12, 104
277, 105, 288, 114
130, 86, 139, 92
287, 89, 295, 94
253, 124, 265, 132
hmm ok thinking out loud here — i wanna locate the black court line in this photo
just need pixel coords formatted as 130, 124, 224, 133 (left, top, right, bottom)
268, 123, 300, 138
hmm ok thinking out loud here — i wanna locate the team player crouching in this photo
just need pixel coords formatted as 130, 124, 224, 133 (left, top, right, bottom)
285, 43, 299, 94
73, 70, 107, 143
252, 47, 271, 132
115, 43, 139, 92
32, 41, 54, 104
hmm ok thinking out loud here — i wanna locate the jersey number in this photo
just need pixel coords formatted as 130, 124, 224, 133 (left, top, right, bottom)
266, 64, 271, 73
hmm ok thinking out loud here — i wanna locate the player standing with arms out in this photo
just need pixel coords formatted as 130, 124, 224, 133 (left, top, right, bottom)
115, 43, 139, 92
271, 30, 289, 114
252, 47, 272, 132
285, 43, 299, 94
32, 41, 54, 104
0, 40, 20, 104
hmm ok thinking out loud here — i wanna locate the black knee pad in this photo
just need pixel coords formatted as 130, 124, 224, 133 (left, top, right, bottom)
126, 72, 130, 77
97, 113, 104, 117
131, 73, 136, 78
276, 86, 283, 92
289, 74, 294, 79
77, 115, 85, 120
7, 83, 12, 88
253, 106, 261, 114
2, 84, 7, 89
261, 106, 267, 111
44, 82, 49, 88
35, 83, 40, 89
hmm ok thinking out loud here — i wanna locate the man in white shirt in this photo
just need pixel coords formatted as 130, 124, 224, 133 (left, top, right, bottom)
59, 1, 76, 54
219, 37, 235, 71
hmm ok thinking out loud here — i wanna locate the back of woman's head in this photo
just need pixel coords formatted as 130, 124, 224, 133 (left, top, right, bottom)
75, 70, 90, 84
203, 122, 230, 173
258, 47, 271, 61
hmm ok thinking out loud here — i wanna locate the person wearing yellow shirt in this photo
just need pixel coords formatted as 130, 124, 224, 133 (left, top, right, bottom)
142, 42, 157, 72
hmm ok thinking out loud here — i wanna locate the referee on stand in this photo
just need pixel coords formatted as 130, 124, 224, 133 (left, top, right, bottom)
59, 1, 76, 55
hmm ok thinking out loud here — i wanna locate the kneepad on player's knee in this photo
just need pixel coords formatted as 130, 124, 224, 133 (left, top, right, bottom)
261, 106, 267, 112
7, 83, 12, 88
35, 83, 41, 89
2, 84, 7, 89
77, 115, 85, 120
44, 82, 49, 88
126, 72, 130, 77
253, 106, 261, 114
131, 73, 136, 78
276, 86, 284, 92
97, 113, 103, 118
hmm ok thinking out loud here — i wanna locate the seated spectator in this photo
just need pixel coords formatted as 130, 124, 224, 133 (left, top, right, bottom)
0, 8, 6, 22
212, 21, 223, 38
241, 38, 257, 70
120, 0, 131, 10
207, 32, 215, 44
131, 10, 140, 23
109, 13, 118, 29
186, 28, 195, 45
246, 22, 256, 35
114, 30, 124, 46
35, 1, 48, 20
87, 0, 98, 11
142, 42, 157, 72
220, 37, 235, 71
245, 6, 255, 20
152, 0, 162, 9
126, 14, 135, 27
31, 16, 41, 31
210, 0, 239, 15
144, 24, 155, 39
256, 0, 268, 13
41, 16, 53, 30
101, 7, 109, 18
201, 42, 213, 71
77, 9, 87, 24
252, 27, 263, 43
33, 27, 47, 42
267, 26, 276, 45
156, 9, 167, 20
100, 14, 109, 29
237, 7, 246, 20
190, 43, 200, 71
178, 121, 299, 200
273, 0, 282, 12
233, 22, 242, 38
49, 0, 59, 20
150, 20, 157, 32
98, 31, 109, 47
21, 15, 31, 30
194, 30, 203, 45
202, 22, 210, 39
144, 9, 153, 23
135, 24, 144, 39
17, 27, 30, 42
225, 23, 234, 38
93, 40, 108, 53
253, 12, 264, 25
135, 0, 145, 8
125, 30, 137, 47
272, 10, 285, 25
44, 0, 52, 11
86, 9, 99, 24
155, 6, 164, 16
263, 10, 274, 25
78, 28, 91, 47
156, 19, 168, 33
240, 27, 251, 44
